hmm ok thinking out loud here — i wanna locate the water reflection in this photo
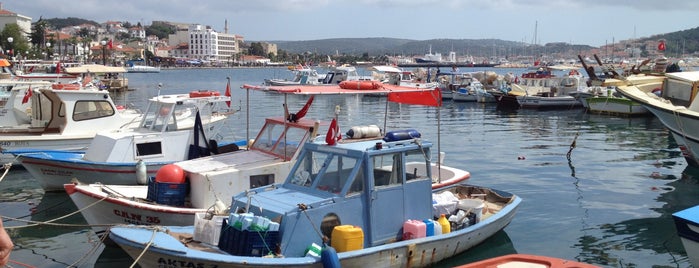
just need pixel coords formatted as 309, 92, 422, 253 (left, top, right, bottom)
574, 166, 699, 267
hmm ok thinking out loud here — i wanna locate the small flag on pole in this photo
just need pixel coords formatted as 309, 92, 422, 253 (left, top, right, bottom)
225, 78, 231, 107
22, 86, 32, 104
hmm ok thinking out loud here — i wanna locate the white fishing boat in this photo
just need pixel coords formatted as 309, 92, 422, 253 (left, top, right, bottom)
126, 65, 161, 73
514, 68, 587, 109
107, 127, 519, 267
0, 80, 53, 127
614, 71, 699, 166
16, 89, 234, 191
0, 86, 142, 164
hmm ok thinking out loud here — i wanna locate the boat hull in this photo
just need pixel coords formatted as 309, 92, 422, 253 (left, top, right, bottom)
0, 137, 94, 164
109, 188, 521, 267
65, 183, 200, 233
616, 85, 699, 166
517, 95, 582, 109
673, 205, 699, 268
582, 96, 649, 116
21, 152, 164, 191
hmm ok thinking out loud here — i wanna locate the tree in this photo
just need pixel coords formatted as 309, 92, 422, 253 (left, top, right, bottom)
1, 24, 30, 58
248, 42, 265, 56
30, 19, 50, 48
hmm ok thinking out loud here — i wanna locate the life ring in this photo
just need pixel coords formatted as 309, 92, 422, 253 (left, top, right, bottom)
339, 80, 382, 90
189, 90, 221, 98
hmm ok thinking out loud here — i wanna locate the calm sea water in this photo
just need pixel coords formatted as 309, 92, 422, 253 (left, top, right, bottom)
1, 67, 697, 267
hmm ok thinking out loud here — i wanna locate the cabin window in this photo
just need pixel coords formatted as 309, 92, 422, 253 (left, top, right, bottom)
271, 126, 308, 160
316, 156, 358, 194
250, 174, 274, 189
290, 150, 329, 187
347, 164, 365, 195
72, 100, 115, 121
405, 150, 431, 181
372, 153, 403, 187
136, 141, 163, 157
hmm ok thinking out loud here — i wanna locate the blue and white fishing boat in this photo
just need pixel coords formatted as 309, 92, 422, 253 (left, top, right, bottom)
673, 205, 699, 268
13, 89, 235, 191
108, 127, 521, 267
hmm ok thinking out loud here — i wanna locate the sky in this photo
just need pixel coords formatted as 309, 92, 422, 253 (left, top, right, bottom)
8, 1, 699, 48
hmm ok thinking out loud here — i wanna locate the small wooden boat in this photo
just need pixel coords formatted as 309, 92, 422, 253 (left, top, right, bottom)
455, 254, 600, 268
108, 128, 516, 267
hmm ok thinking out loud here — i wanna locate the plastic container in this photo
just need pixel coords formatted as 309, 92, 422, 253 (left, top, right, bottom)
218, 219, 279, 257
457, 199, 485, 224
438, 214, 451, 234
193, 212, 228, 246
423, 219, 435, 236
331, 225, 364, 252
402, 219, 426, 240
146, 176, 188, 206
432, 219, 442, 235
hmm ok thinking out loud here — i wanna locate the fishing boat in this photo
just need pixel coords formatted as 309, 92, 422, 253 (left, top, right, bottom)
62, 85, 469, 238
494, 66, 586, 109
108, 126, 520, 267
63, 113, 319, 234
672, 205, 699, 268
126, 65, 161, 73
0, 86, 143, 164
264, 66, 326, 86
15, 89, 235, 191
0, 80, 53, 127
454, 254, 600, 268
613, 71, 699, 166
580, 86, 650, 116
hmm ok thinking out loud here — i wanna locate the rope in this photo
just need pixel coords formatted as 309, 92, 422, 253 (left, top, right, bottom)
0, 162, 12, 183
129, 226, 160, 268
297, 203, 327, 244
3, 193, 112, 229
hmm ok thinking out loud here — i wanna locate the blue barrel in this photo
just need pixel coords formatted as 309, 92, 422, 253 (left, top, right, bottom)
383, 129, 421, 142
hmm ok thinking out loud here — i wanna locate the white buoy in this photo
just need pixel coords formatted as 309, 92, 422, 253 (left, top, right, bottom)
136, 159, 148, 185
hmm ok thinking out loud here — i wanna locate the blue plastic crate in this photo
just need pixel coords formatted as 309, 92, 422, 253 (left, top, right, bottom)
218, 219, 279, 256
146, 176, 188, 206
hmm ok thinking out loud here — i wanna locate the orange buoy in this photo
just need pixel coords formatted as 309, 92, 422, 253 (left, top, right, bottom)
155, 164, 186, 183
339, 80, 381, 90
189, 90, 221, 98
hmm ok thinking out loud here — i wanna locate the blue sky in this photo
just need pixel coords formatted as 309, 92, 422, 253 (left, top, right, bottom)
9, 1, 699, 47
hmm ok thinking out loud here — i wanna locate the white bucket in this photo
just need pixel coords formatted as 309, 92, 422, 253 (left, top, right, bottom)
457, 199, 484, 224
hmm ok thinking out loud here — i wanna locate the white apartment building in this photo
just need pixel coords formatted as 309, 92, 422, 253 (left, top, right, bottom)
0, 3, 31, 37
188, 24, 239, 63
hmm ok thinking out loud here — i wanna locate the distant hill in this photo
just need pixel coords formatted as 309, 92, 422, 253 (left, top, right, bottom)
639, 26, 699, 56
270, 37, 595, 58
43, 17, 99, 29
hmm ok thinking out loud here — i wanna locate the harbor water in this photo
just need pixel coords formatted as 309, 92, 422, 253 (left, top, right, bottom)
1, 67, 697, 267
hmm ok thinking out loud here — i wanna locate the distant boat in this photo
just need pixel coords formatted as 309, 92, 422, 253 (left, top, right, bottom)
126, 65, 161, 73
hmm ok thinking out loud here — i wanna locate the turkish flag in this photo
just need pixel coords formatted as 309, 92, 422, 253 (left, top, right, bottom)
224, 79, 231, 107
108, 39, 113, 49
658, 40, 666, 51
325, 118, 341, 145
22, 86, 32, 104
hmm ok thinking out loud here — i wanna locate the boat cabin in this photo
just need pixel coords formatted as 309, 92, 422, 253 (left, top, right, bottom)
231, 131, 434, 257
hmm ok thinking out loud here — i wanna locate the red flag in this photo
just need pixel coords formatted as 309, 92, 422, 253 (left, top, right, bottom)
22, 86, 32, 104
325, 118, 341, 145
108, 39, 113, 49
387, 88, 442, 107
55, 62, 62, 74
224, 79, 231, 107
292, 95, 314, 121
658, 40, 666, 51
